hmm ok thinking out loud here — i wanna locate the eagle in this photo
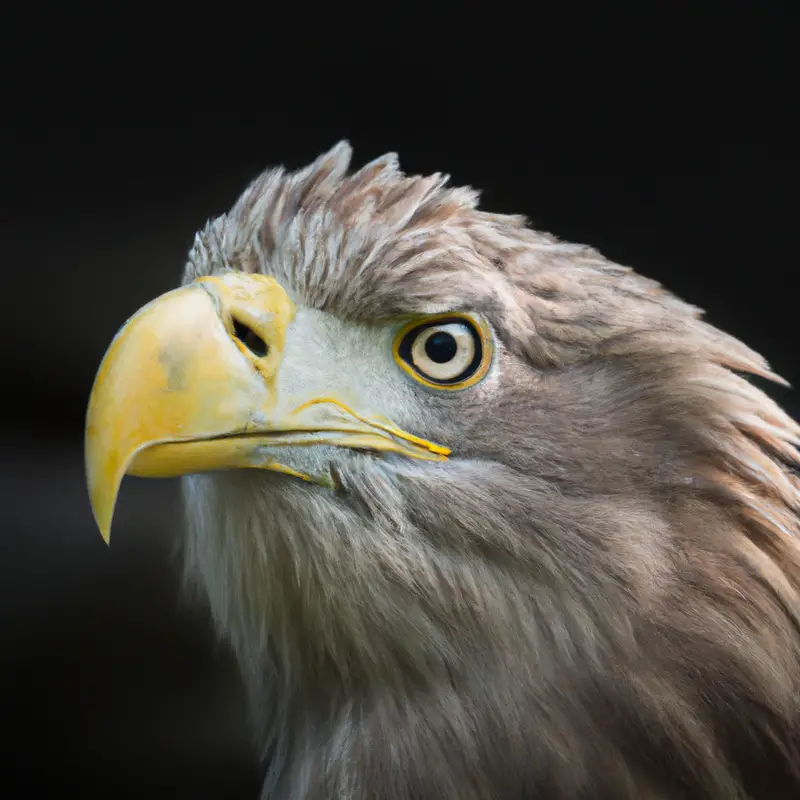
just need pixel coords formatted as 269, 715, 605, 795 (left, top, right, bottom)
85, 142, 800, 799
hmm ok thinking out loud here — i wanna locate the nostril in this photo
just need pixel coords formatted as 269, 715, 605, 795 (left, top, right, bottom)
232, 318, 268, 358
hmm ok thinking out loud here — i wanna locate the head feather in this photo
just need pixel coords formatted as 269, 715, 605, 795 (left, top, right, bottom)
180, 144, 800, 798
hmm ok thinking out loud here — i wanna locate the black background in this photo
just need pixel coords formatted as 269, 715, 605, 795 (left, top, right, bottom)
1, 7, 797, 798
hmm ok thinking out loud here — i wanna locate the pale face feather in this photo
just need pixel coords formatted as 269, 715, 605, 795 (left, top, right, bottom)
176, 142, 800, 799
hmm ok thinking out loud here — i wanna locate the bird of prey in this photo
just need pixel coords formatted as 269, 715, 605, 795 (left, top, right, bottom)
85, 142, 800, 799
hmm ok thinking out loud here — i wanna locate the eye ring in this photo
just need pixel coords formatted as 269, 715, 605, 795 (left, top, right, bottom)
392, 313, 493, 390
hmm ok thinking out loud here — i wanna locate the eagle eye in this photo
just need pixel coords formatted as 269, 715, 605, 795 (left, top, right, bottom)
393, 314, 492, 390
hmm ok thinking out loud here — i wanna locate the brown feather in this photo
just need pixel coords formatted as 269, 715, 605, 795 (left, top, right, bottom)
181, 142, 800, 799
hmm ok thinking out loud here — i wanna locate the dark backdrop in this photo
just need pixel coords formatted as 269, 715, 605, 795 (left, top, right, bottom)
2, 11, 796, 799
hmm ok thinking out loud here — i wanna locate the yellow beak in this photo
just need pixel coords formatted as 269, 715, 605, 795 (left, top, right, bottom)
85, 272, 449, 543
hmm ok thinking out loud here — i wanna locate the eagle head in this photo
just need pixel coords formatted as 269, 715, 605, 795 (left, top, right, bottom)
85, 142, 800, 798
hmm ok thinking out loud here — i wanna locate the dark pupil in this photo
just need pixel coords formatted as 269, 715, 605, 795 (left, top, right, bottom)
424, 331, 458, 363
